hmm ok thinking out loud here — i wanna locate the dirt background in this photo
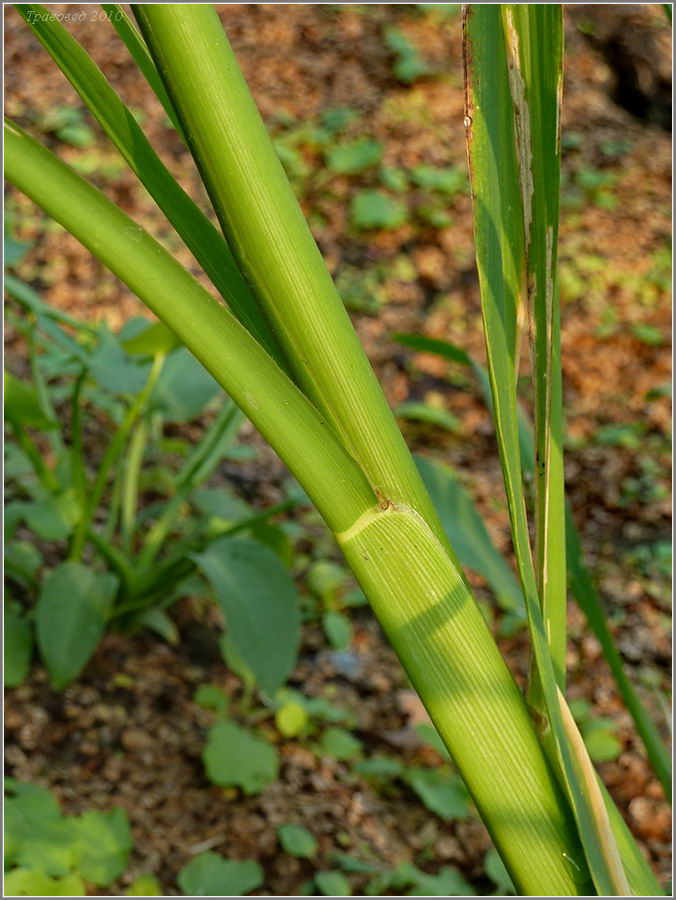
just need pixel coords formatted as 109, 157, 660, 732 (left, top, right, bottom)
4, 4, 672, 896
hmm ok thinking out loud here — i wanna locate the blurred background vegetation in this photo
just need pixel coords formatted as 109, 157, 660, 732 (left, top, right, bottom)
4, 4, 671, 896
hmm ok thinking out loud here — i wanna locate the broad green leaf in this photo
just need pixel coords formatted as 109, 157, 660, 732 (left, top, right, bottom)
384, 27, 430, 84
125, 873, 163, 896
193, 538, 300, 696
355, 756, 404, 779
379, 167, 408, 192
315, 870, 352, 897
350, 190, 408, 230
5, 540, 43, 583
392, 332, 472, 367
277, 824, 318, 859
415, 455, 524, 614
410, 165, 467, 195
484, 847, 516, 894
150, 347, 220, 421
193, 684, 229, 716
17, 5, 280, 361
5, 782, 77, 877
191, 487, 251, 523
122, 319, 180, 357
394, 401, 461, 433
177, 852, 263, 897
202, 721, 278, 794
4, 370, 56, 430
73, 807, 133, 886
366, 860, 473, 897
325, 139, 382, 174
404, 768, 470, 820
89, 328, 151, 395
319, 727, 362, 761
406, 864, 475, 896
24, 493, 79, 542
5, 611, 33, 687
5, 232, 33, 266
3, 869, 85, 896
322, 610, 352, 650
582, 723, 622, 764
36, 562, 116, 689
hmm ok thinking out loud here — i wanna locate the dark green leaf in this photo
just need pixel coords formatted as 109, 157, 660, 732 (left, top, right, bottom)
5, 611, 33, 687
36, 562, 116, 689
350, 191, 408, 230
411, 165, 466, 195
278, 824, 318, 859
323, 611, 352, 650
89, 328, 151, 395
404, 767, 470, 820
150, 347, 220, 421
74, 807, 133, 886
4, 370, 57, 430
122, 320, 180, 356
193, 538, 300, 696
319, 727, 362, 760
177, 852, 263, 897
326, 139, 382, 174
202, 721, 278, 794
416, 455, 524, 614
484, 847, 515, 894
355, 755, 404, 779
316, 870, 352, 897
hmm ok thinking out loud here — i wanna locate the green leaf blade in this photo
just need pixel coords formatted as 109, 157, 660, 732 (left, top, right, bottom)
36, 562, 116, 688
193, 538, 300, 696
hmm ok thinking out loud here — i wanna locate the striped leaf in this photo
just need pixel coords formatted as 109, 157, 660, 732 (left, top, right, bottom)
463, 7, 646, 895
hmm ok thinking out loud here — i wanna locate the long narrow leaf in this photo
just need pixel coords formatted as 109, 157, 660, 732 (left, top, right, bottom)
17, 4, 282, 363
4, 119, 376, 538
502, 4, 567, 687
395, 330, 671, 800
101, 4, 186, 140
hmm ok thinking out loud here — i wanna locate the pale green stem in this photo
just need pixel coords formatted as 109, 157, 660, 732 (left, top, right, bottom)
5, 118, 591, 895
134, 4, 456, 556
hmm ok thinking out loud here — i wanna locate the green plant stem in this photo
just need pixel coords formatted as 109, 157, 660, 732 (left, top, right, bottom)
86, 527, 134, 592
10, 421, 60, 495
6, 119, 592, 895
502, 5, 567, 688
4, 119, 376, 537
103, 465, 123, 542
68, 350, 165, 560
137, 398, 242, 567
26, 318, 64, 458
135, 5, 454, 554
121, 419, 148, 557
131, 499, 296, 605
68, 369, 88, 559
